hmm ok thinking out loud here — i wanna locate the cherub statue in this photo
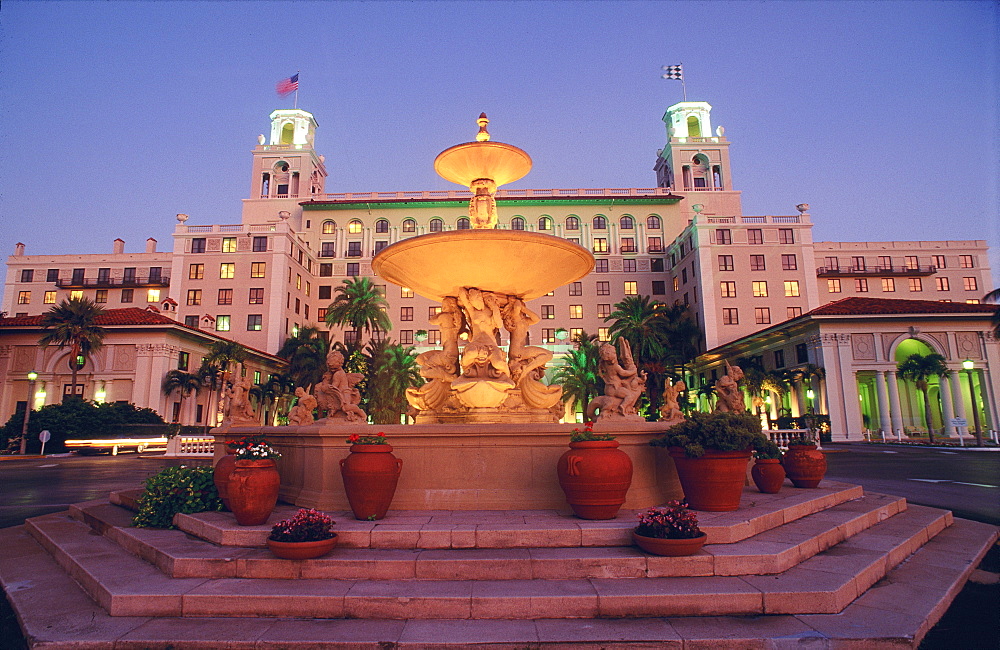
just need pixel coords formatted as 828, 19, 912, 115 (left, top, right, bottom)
287, 387, 318, 426
315, 349, 367, 422
713, 361, 746, 413
502, 297, 561, 409
659, 379, 688, 427
223, 362, 257, 425
406, 296, 466, 412
585, 339, 647, 422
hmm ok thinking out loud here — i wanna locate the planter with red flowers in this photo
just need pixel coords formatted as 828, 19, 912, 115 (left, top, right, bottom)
214, 434, 269, 511
340, 432, 402, 521
556, 422, 633, 520
227, 441, 282, 526
632, 501, 707, 556
266, 508, 338, 560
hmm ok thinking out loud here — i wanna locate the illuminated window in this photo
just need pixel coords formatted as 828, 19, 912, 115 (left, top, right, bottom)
787, 306, 802, 319
191, 238, 206, 253
932, 255, 946, 269
598, 327, 611, 341
828, 279, 842, 293
305, 281, 311, 297
855, 278, 868, 292
646, 215, 661, 229
881, 278, 895, 292
541, 305, 555, 319
593, 216, 607, 230
595, 259, 608, 273
966, 299, 980, 304
747, 229, 763, 245
247, 315, 262, 331
222, 237, 237, 253
178, 351, 190, 371
720, 281, 737, 298
597, 304, 612, 318
16, 291, 30, 304
146, 289, 160, 302
784, 281, 800, 297
400, 307, 413, 321
963, 277, 978, 291
322, 220, 336, 234
619, 215, 634, 230
429, 306, 442, 318
220, 263, 235, 279
569, 305, 583, 319
538, 216, 553, 231
121, 289, 133, 303
511, 217, 525, 231
43, 291, 57, 304
189, 264, 204, 279
248, 288, 264, 304
187, 289, 202, 306
317, 308, 327, 322
565, 216, 580, 230
722, 308, 738, 325
402, 219, 416, 233
296, 274, 302, 290
401, 287, 413, 298
909, 278, 922, 291
216, 315, 231, 331
596, 281, 610, 296
715, 229, 732, 245
718, 255, 734, 271
754, 307, 771, 325
345, 219, 362, 234
959, 255, 974, 269
750, 255, 765, 271
624, 281, 638, 295
70, 290, 83, 300
778, 228, 794, 244
593, 238, 608, 253
752, 281, 768, 297
673, 277, 680, 292
781, 254, 797, 271
429, 218, 444, 232
218, 289, 233, 305
569, 282, 582, 296
570, 328, 583, 341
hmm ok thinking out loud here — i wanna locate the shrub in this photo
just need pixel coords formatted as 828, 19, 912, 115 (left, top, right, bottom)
650, 410, 766, 458
634, 501, 702, 539
0, 399, 165, 454
132, 466, 223, 528
268, 508, 336, 542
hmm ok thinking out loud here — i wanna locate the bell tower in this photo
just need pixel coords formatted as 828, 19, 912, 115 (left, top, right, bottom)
249, 109, 327, 203
653, 101, 733, 193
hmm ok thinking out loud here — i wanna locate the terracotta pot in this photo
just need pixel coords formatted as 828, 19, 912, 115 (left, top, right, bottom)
668, 447, 751, 512
557, 440, 633, 520
340, 444, 402, 521
213, 447, 237, 511
228, 458, 280, 526
751, 458, 786, 494
266, 534, 338, 560
632, 531, 708, 556
782, 444, 827, 488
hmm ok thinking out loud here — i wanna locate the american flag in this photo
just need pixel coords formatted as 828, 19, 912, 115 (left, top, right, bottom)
661, 65, 683, 80
276, 74, 299, 97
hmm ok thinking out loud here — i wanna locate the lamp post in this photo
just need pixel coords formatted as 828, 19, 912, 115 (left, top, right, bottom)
962, 359, 983, 447
19, 371, 38, 455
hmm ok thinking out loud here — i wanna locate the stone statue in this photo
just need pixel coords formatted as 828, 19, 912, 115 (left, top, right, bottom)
223, 363, 257, 425
451, 331, 514, 408
315, 349, 367, 422
502, 297, 561, 409
713, 361, 746, 413
406, 296, 465, 412
468, 178, 499, 229
458, 287, 503, 341
586, 339, 647, 422
659, 379, 687, 427
287, 387, 318, 426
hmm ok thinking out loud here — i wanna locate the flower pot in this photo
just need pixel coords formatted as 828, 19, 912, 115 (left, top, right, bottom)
340, 444, 402, 521
782, 444, 827, 488
228, 458, 280, 526
751, 458, 786, 494
266, 534, 338, 560
632, 531, 707, 556
668, 447, 751, 512
557, 440, 633, 520
213, 448, 237, 511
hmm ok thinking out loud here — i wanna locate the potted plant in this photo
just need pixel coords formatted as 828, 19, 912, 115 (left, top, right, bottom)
214, 434, 268, 511
782, 428, 827, 488
650, 411, 766, 511
632, 501, 707, 556
557, 422, 633, 520
751, 438, 785, 493
340, 432, 402, 520
228, 440, 282, 526
267, 508, 338, 560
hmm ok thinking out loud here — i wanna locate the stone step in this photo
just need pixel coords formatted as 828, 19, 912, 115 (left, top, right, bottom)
3, 516, 996, 648
22, 502, 955, 619
163, 481, 864, 549
69, 492, 906, 581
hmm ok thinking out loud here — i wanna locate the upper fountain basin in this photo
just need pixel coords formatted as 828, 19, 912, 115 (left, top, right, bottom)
434, 140, 533, 188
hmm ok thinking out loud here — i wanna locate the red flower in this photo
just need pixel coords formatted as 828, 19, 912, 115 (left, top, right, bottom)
349, 433, 360, 443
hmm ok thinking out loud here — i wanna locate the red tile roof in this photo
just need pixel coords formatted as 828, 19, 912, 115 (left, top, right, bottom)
0, 307, 185, 327
807, 297, 996, 317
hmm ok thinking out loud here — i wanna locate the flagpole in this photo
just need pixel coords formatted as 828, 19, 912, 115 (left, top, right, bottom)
294, 71, 299, 109
680, 61, 687, 101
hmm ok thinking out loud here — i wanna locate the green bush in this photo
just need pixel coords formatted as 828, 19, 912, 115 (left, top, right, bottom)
0, 399, 165, 454
650, 411, 767, 458
132, 466, 223, 528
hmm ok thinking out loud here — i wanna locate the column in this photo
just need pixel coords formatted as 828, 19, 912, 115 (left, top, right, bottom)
950, 370, 968, 436
875, 370, 891, 434
886, 370, 904, 436
939, 373, 955, 439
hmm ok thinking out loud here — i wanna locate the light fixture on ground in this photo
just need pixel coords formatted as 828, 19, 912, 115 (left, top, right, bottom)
961, 359, 983, 446
19, 371, 38, 455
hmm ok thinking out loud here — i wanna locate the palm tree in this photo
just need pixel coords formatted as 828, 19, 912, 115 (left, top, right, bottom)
984, 288, 1000, 338
162, 370, 201, 423
197, 363, 223, 431
258, 372, 296, 425
553, 331, 602, 417
325, 277, 391, 349
897, 353, 949, 443
363, 338, 421, 424
201, 340, 248, 427
277, 325, 329, 390
38, 297, 107, 402
606, 295, 671, 416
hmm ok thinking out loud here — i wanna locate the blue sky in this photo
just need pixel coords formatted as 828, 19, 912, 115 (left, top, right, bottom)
1, 1, 997, 282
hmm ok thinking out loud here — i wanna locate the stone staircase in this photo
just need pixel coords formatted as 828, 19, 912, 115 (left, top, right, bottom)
1, 480, 996, 648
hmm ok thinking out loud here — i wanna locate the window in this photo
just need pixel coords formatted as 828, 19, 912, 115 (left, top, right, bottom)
456, 217, 470, 230
184, 315, 198, 328
570, 328, 583, 341
681, 269, 688, 284
20, 269, 33, 282
720, 281, 737, 298
648, 237, 663, 252
347, 241, 362, 257
305, 281, 311, 297
932, 255, 946, 269
652, 280, 665, 295
222, 237, 237, 253
374, 241, 388, 254
935, 277, 950, 291
17, 291, 31, 304
878, 256, 893, 270
824, 257, 839, 270
541, 328, 556, 344
178, 351, 190, 371
541, 305, 555, 319
250, 262, 266, 278
967, 299, 980, 304
510, 217, 525, 231
149, 267, 162, 282
247, 315, 262, 331
774, 350, 785, 368
781, 254, 797, 271
70, 290, 83, 300
855, 278, 869, 292
828, 279, 842, 293
597, 304, 611, 318
718, 255, 734, 271
215, 315, 231, 331
347, 263, 359, 277
401, 287, 414, 298
624, 281, 638, 295
429, 218, 444, 232
315, 263, 331, 278
673, 277, 680, 292
646, 215, 661, 229
593, 238, 608, 253
565, 216, 580, 230
596, 281, 610, 296
569, 305, 583, 319
651, 258, 664, 272
248, 288, 264, 304
778, 229, 794, 244
191, 238, 206, 253
317, 286, 332, 301
593, 216, 607, 230
595, 259, 608, 273
881, 278, 895, 292
121, 288, 134, 303
186, 289, 202, 306
402, 219, 416, 233
620, 238, 636, 253
43, 291, 57, 304
752, 281, 768, 297
749, 255, 766, 271
623, 259, 637, 273
400, 307, 413, 321
784, 280, 800, 297
250, 236, 267, 252
723, 308, 739, 325
320, 242, 335, 257
755, 307, 771, 325
317, 308, 327, 322
539, 216, 553, 231
594, 327, 609, 342
220, 263, 235, 279
218, 288, 233, 305
959, 255, 974, 269
787, 306, 802, 319
47, 269, 59, 282
348, 219, 363, 234
963, 277, 978, 291
904, 256, 919, 270
322, 220, 336, 234
715, 229, 732, 245
429, 305, 442, 318
747, 229, 763, 245
185, 265, 204, 283
71, 268, 85, 284
909, 278, 922, 291
569, 282, 583, 296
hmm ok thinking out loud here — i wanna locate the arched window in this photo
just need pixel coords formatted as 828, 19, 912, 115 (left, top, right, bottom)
456, 217, 470, 230
646, 215, 661, 230
348, 219, 363, 234
429, 218, 444, 232
375, 219, 389, 233
538, 216, 553, 231
280, 123, 295, 144
687, 115, 702, 138
593, 215, 607, 230
511, 217, 525, 231
565, 216, 580, 231
402, 218, 416, 233
322, 220, 336, 234
619, 215, 634, 230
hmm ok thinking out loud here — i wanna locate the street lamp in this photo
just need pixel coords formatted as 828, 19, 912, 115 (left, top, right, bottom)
19, 371, 38, 455
962, 359, 983, 447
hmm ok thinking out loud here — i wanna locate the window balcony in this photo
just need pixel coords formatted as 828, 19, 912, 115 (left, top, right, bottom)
815, 266, 936, 278
55, 276, 171, 288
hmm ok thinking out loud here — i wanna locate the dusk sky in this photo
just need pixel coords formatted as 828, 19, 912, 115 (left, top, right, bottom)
1, 1, 997, 284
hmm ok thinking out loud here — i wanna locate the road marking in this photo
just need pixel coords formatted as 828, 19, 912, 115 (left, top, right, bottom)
881, 450, 898, 453
38, 464, 58, 468
938, 451, 958, 455
910, 479, 948, 483
954, 482, 998, 489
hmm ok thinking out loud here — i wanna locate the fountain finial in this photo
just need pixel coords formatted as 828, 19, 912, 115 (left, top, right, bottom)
476, 113, 490, 142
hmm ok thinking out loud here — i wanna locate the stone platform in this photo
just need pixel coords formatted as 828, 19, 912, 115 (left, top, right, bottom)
1, 480, 996, 648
